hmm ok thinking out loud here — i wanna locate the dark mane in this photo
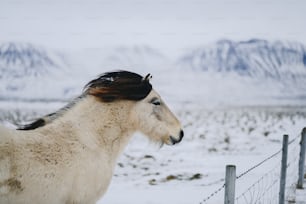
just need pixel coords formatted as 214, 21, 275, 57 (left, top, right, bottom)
17, 95, 85, 131
84, 71, 152, 102
17, 118, 46, 130
17, 71, 153, 130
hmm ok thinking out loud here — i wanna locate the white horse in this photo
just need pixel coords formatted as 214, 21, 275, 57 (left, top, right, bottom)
0, 71, 183, 204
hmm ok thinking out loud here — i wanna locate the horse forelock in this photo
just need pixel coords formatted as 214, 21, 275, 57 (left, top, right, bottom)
84, 71, 153, 102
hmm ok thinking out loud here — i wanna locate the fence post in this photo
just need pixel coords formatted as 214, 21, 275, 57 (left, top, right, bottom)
279, 134, 289, 204
224, 165, 236, 204
297, 128, 306, 189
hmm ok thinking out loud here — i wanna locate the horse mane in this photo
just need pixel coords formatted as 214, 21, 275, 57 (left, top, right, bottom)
17, 95, 85, 130
17, 71, 152, 131
84, 71, 152, 102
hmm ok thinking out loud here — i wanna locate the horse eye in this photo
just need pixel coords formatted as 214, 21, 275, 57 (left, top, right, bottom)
152, 101, 161, 106
150, 98, 161, 106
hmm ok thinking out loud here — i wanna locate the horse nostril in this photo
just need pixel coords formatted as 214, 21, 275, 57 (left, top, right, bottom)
180, 130, 184, 138
179, 130, 184, 140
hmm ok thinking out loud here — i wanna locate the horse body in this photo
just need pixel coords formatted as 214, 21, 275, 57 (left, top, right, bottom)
0, 71, 183, 204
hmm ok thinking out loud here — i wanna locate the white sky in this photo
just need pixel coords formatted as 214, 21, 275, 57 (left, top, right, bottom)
0, 0, 305, 56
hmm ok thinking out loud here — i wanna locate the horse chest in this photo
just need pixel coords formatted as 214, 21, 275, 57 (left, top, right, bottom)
69, 150, 114, 203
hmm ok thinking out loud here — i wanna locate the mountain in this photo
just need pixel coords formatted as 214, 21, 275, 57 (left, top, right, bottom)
0, 42, 68, 79
0, 43, 169, 101
1, 40, 306, 105
0, 42, 73, 100
169, 39, 306, 105
178, 39, 306, 81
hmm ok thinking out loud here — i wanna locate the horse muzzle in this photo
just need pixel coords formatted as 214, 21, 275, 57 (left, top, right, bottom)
169, 129, 184, 145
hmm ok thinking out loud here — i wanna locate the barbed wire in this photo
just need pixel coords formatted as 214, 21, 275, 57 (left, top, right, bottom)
235, 161, 281, 203
288, 133, 301, 145
199, 183, 225, 204
235, 133, 301, 204
197, 178, 226, 204
236, 149, 281, 180
198, 132, 303, 204
236, 133, 301, 180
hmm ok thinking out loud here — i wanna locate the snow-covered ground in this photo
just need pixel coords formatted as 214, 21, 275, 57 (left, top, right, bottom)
1, 101, 305, 204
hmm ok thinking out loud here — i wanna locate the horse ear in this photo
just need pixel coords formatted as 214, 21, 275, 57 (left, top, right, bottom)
143, 74, 152, 82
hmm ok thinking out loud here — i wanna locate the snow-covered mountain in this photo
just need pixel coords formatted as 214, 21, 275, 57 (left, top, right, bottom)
0, 42, 73, 100
1, 40, 306, 105
178, 39, 306, 81
168, 39, 306, 105
0, 42, 67, 79
0, 43, 169, 101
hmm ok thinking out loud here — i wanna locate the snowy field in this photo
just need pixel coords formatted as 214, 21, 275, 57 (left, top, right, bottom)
1, 101, 305, 204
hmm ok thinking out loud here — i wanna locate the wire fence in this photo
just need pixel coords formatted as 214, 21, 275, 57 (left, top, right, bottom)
199, 128, 306, 204
235, 161, 281, 204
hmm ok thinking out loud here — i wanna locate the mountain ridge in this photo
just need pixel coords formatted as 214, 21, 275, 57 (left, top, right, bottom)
1, 40, 306, 104
0, 42, 68, 79
178, 39, 306, 81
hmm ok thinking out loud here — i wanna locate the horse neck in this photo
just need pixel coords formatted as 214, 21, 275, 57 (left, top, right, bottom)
41, 96, 136, 159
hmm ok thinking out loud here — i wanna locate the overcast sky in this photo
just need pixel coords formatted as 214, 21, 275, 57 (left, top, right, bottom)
0, 0, 305, 55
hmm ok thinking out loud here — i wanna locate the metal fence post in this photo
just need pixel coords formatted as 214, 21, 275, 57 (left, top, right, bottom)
279, 134, 289, 204
297, 128, 306, 189
224, 165, 236, 204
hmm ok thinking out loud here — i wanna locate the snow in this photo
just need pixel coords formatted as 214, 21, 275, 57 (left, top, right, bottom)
1, 101, 305, 204
296, 178, 306, 204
